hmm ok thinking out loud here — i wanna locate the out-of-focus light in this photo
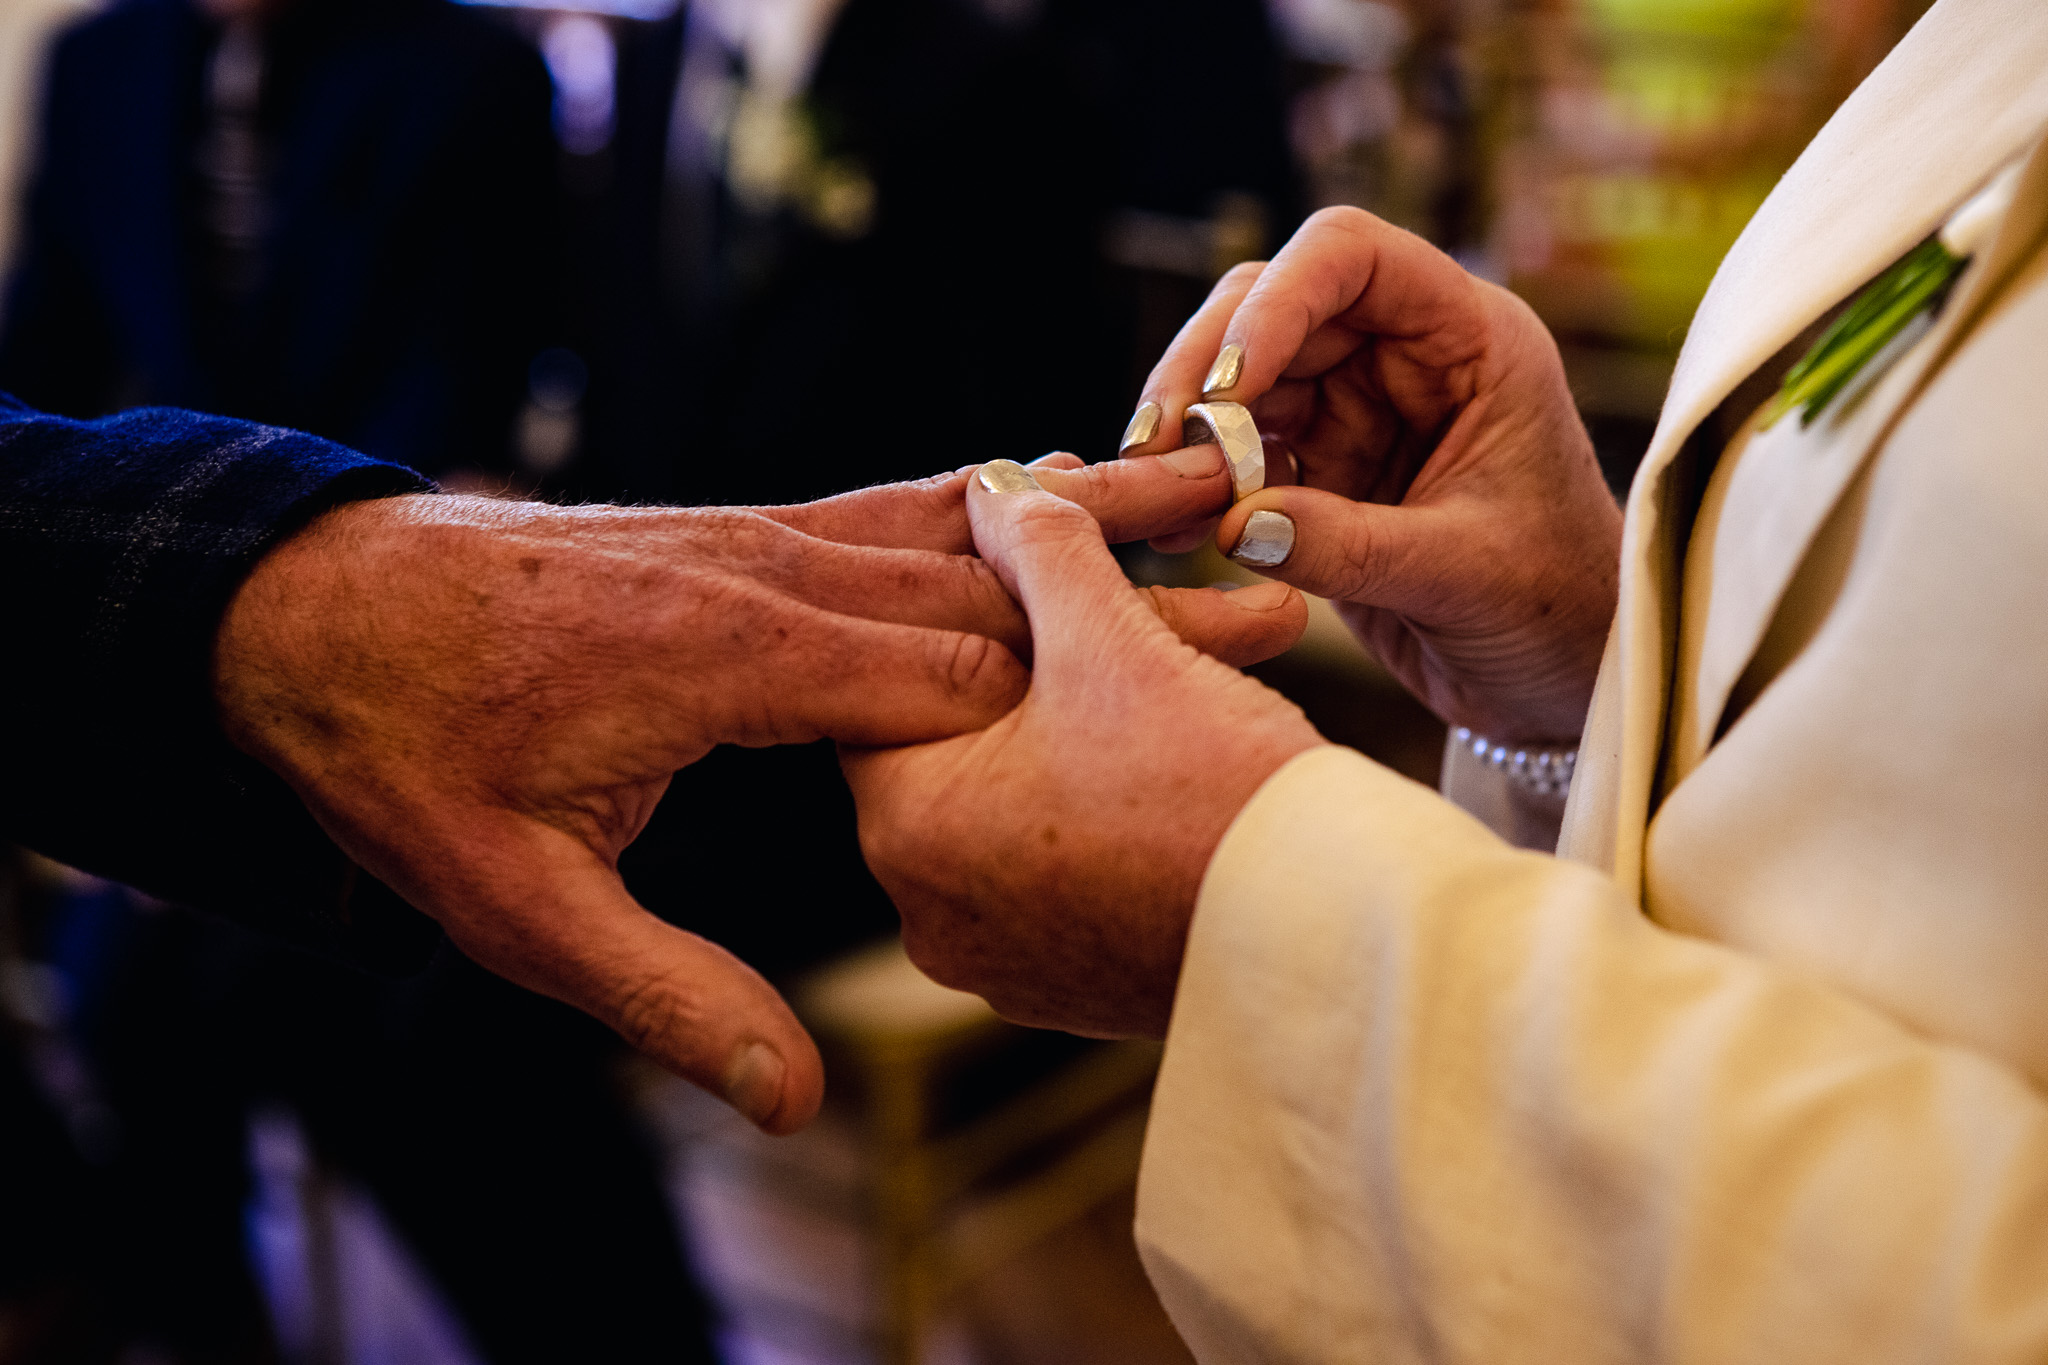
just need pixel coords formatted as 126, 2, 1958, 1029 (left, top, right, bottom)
518, 347, 587, 474
1103, 193, 1269, 282
528, 346, 588, 412
1269, 0, 1407, 70
542, 13, 616, 155
720, 89, 876, 239
457, 0, 680, 20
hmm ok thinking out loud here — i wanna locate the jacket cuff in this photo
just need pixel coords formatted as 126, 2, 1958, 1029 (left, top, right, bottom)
0, 400, 440, 971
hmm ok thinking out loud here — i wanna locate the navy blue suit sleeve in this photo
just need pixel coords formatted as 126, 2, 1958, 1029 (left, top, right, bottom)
0, 396, 442, 971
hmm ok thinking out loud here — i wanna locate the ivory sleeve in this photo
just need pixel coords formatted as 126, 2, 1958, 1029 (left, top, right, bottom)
1136, 746, 2048, 1365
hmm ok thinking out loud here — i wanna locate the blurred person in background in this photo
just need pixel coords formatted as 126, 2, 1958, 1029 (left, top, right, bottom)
0, 3, 727, 1362
589, 0, 1300, 505
0, 0, 556, 481
0, 0, 95, 286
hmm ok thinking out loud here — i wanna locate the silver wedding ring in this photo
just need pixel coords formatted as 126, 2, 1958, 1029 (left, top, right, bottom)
1181, 401, 1265, 501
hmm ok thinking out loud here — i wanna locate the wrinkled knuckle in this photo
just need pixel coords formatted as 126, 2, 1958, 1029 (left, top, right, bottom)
1308, 204, 1371, 235
1066, 458, 1122, 505
694, 506, 772, 542
695, 508, 796, 570
913, 467, 968, 493
910, 470, 968, 513
961, 557, 1021, 619
1219, 259, 1267, 290
1006, 494, 1094, 545
1140, 583, 1181, 627
935, 628, 1006, 700
610, 973, 703, 1063
1334, 517, 1390, 599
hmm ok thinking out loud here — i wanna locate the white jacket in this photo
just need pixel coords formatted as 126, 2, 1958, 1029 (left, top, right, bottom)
1136, 2, 2048, 1358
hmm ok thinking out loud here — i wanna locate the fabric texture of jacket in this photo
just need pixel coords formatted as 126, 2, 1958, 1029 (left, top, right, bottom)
0, 395, 436, 967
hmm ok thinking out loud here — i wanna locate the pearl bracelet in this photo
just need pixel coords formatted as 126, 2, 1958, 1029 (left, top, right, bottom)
1452, 727, 1578, 798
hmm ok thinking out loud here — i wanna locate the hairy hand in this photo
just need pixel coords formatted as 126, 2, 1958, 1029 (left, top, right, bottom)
213, 455, 1291, 1131
1121, 207, 1623, 744
843, 465, 1323, 1039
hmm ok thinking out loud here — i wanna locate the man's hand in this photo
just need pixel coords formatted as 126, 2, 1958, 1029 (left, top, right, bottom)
1120, 207, 1623, 744
214, 458, 1292, 1132
842, 465, 1324, 1039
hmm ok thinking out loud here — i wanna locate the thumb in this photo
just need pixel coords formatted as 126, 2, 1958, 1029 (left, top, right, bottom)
966, 461, 1176, 666
1215, 485, 1451, 612
1141, 580, 1307, 667
424, 817, 825, 1134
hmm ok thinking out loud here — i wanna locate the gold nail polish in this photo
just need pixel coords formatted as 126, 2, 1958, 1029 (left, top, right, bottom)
1230, 509, 1295, 568
1203, 343, 1244, 395
978, 459, 1042, 494
1119, 402, 1161, 453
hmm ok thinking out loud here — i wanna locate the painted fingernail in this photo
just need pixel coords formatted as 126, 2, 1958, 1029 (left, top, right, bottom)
1159, 443, 1224, 478
722, 1041, 785, 1127
1203, 343, 1244, 395
1119, 401, 1161, 453
1229, 509, 1295, 568
979, 459, 1042, 494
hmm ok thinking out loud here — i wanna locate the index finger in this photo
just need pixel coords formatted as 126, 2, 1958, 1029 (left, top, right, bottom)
758, 450, 1236, 553
1120, 260, 1267, 458
758, 469, 978, 553
1207, 206, 1493, 408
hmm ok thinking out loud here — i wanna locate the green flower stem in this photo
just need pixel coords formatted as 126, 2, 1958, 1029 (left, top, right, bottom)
1761, 239, 1965, 430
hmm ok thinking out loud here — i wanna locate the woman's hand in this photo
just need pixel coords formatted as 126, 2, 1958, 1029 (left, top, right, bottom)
842, 463, 1322, 1039
1118, 207, 1623, 744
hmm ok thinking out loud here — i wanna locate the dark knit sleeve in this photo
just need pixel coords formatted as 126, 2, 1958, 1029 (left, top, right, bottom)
0, 396, 442, 971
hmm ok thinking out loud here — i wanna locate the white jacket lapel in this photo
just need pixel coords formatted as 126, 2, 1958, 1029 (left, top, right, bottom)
1564, 0, 2048, 895
1676, 138, 2048, 772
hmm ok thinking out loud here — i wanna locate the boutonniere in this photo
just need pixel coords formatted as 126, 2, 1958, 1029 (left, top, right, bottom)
1762, 164, 2023, 429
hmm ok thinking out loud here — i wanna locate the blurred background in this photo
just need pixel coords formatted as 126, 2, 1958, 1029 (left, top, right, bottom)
0, 0, 1931, 1361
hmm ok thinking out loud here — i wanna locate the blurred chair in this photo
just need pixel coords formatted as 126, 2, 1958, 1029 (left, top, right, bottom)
791, 940, 1162, 1365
